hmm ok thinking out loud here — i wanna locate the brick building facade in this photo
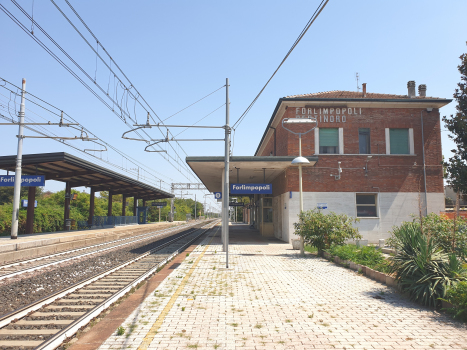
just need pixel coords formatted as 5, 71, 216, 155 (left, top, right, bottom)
250, 82, 451, 243
187, 82, 451, 244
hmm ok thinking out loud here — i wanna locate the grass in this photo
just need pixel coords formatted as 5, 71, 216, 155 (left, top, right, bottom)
254, 323, 263, 329
117, 326, 125, 336
304, 245, 318, 254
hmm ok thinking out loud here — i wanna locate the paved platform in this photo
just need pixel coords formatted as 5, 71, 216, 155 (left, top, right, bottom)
95, 223, 467, 350
0, 221, 186, 263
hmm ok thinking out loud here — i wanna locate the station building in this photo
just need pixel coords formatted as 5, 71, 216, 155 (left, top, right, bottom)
187, 81, 451, 243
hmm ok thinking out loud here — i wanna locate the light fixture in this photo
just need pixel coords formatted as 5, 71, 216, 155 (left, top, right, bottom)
291, 156, 310, 165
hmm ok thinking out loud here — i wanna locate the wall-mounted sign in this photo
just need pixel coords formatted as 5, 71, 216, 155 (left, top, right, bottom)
151, 202, 167, 207
230, 183, 272, 194
295, 107, 363, 124
214, 192, 222, 200
21, 200, 37, 208
0, 175, 45, 187
317, 203, 328, 209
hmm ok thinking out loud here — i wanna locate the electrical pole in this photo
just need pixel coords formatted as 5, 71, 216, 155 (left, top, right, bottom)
11, 78, 26, 240
223, 78, 230, 268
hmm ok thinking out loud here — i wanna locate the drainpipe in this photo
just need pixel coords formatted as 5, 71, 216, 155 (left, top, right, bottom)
421, 110, 428, 216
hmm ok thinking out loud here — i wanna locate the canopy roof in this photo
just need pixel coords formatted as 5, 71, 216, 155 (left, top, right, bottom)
0, 152, 173, 200
186, 156, 317, 193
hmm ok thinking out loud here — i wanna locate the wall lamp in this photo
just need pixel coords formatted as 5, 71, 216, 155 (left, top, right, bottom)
330, 161, 342, 180
364, 156, 372, 176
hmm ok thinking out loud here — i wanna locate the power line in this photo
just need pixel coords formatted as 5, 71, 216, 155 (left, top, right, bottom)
232, 0, 329, 130
53, 0, 223, 172
0, 82, 175, 188
1, 2, 196, 181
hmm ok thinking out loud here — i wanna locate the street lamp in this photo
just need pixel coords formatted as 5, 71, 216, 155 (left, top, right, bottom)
282, 117, 317, 256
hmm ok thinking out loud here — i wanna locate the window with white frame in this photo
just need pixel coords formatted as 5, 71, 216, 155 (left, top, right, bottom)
385, 128, 414, 155
356, 193, 378, 217
316, 127, 338, 154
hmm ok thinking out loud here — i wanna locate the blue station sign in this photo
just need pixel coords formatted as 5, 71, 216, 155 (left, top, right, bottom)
21, 200, 38, 208
151, 202, 167, 207
0, 175, 45, 187
230, 183, 272, 195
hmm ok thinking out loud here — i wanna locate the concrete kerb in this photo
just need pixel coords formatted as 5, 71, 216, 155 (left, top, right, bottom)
324, 250, 398, 289
0, 222, 187, 264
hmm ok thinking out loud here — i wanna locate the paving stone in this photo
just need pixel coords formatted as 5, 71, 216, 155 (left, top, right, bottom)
97, 224, 467, 350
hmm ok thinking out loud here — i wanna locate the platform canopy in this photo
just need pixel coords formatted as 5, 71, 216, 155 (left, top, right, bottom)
186, 156, 318, 193
0, 152, 173, 200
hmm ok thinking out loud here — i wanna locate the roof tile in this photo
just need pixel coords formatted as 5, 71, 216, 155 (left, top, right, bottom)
284, 90, 444, 100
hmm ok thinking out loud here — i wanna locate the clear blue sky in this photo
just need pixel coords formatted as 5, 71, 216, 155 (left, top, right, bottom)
1, 0, 466, 210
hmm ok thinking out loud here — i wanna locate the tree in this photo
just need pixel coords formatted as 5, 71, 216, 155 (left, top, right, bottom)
443, 43, 467, 194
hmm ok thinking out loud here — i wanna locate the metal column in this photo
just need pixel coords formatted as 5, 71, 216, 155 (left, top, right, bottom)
222, 78, 230, 268
64, 182, 71, 231
107, 190, 113, 217
25, 186, 36, 234
11, 78, 26, 239
122, 194, 127, 216
88, 188, 95, 227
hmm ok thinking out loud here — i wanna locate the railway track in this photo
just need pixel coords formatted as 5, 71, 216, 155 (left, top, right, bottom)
0, 219, 219, 349
0, 221, 204, 282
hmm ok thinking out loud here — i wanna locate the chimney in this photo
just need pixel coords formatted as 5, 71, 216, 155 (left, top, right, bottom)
407, 81, 416, 98
418, 84, 426, 97
362, 83, 367, 97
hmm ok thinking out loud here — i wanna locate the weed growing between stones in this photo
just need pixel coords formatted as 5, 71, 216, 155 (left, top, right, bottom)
117, 326, 125, 336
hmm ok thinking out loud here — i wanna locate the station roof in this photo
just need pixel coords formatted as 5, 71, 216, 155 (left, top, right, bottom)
0, 152, 173, 200
186, 156, 318, 192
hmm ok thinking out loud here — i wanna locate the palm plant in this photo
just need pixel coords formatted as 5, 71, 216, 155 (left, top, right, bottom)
390, 221, 467, 307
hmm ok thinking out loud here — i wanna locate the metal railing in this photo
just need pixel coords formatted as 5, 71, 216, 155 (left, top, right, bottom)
77, 216, 138, 230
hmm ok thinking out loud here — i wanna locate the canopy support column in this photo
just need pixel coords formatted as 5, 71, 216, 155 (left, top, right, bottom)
88, 188, 95, 226
64, 182, 71, 231
25, 186, 36, 234
122, 194, 127, 216
107, 190, 113, 217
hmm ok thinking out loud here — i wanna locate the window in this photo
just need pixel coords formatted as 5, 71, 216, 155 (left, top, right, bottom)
319, 128, 339, 154
263, 208, 273, 222
356, 194, 377, 217
359, 128, 370, 154
389, 128, 409, 154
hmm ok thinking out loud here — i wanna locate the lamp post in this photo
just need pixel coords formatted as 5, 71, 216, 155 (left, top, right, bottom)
282, 117, 317, 256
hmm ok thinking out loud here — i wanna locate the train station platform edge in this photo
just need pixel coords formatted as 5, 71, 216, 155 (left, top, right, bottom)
0, 221, 186, 263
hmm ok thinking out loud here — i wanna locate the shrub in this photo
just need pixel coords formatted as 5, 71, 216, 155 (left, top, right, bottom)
390, 221, 467, 307
442, 281, 467, 321
293, 209, 361, 254
327, 244, 391, 273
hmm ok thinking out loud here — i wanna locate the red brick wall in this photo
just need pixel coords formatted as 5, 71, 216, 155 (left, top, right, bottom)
258, 105, 443, 196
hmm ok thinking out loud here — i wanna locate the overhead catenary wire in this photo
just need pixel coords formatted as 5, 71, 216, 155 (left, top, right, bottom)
1, 2, 196, 181
0, 81, 175, 187
232, 0, 329, 130
52, 0, 224, 171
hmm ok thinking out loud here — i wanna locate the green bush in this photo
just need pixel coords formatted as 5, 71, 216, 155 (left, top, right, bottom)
294, 209, 361, 254
328, 244, 358, 261
421, 213, 467, 262
442, 281, 467, 321
390, 221, 467, 307
327, 244, 391, 273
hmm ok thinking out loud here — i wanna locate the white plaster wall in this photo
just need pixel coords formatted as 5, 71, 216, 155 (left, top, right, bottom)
282, 191, 445, 244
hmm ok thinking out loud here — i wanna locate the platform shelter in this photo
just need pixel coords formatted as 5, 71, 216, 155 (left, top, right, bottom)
0, 152, 173, 234
186, 156, 317, 237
